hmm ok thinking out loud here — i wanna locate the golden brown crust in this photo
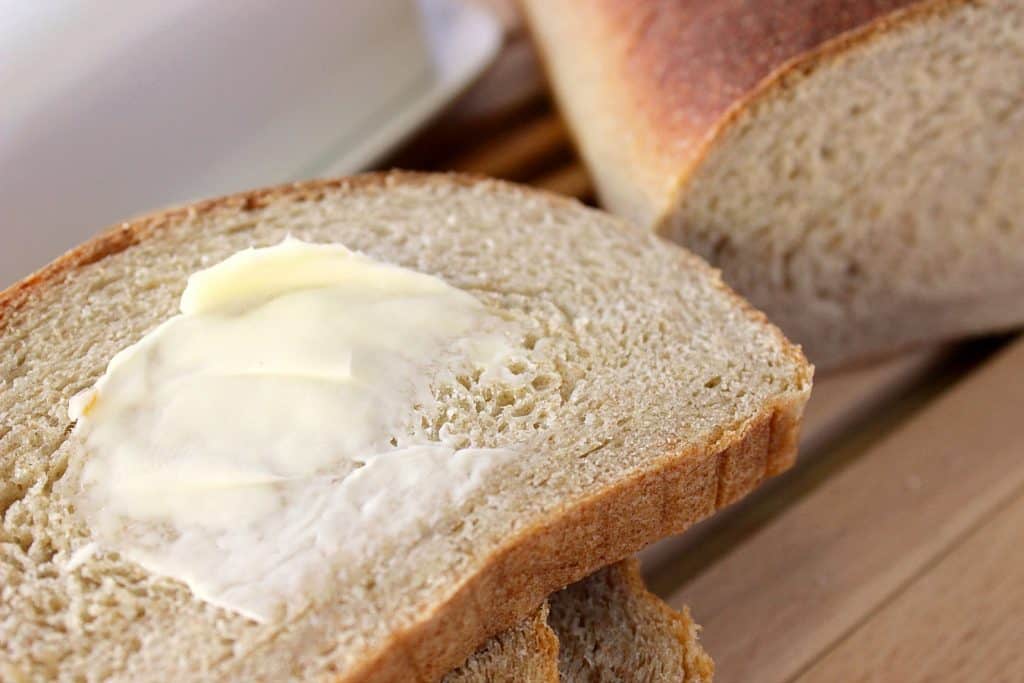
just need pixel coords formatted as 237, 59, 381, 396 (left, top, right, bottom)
594, 0, 922, 167
0, 171, 809, 682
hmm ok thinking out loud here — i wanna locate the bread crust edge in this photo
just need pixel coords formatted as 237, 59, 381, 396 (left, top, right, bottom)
351, 389, 805, 683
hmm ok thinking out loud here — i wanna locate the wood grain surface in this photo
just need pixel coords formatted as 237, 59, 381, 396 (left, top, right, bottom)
666, 337, 1024, 682
799, 489, 1024, 682
393, 21, 1024, 683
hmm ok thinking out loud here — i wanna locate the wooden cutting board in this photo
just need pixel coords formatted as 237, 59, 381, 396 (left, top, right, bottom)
387, 20, 1024, 682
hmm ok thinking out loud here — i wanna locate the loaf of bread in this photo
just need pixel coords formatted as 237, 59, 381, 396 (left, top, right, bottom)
523, 0, 1024, 369
448, 559, 713, 682
0, 173, 807, 681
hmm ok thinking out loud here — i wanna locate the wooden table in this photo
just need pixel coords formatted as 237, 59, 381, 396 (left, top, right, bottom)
387, 19, 1024, 682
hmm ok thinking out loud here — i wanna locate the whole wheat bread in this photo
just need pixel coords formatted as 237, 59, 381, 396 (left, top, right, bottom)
447, 559, 712, 683
448, 559, 712, 682
444, 603, 558, 682
522, 0, 1024, 369
549, 560, 713, 682
0, 172, 808, 681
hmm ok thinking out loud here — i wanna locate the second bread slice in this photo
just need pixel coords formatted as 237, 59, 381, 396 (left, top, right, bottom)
449, 559, 713, 682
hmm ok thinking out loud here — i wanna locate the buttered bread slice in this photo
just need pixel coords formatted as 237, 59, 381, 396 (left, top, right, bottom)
0, 173, 809, 682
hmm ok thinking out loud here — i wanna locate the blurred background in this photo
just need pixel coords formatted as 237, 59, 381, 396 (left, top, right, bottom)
0, 0, 504, 286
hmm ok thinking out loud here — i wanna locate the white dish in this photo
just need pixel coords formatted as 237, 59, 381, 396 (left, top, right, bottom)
316, 0, 501, 176
0, 0, 500, 287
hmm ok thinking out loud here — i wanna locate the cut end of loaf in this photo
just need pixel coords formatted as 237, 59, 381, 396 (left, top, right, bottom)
662, 0, 1024, 368
527, 0, 1024, 369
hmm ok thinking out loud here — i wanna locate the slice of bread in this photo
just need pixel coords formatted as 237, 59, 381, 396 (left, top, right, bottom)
448, 560, 712, 683
0, 172, 809, 681
444, 603, 558, 682
522, 0, 1024, 369
549, 560, 713, 682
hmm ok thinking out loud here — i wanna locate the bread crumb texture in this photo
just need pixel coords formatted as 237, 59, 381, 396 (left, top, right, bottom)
526, 0, 1024, 368
443, 603, 558, 683
667, 0, 1024, 367
549, 561, 714, 682
0, 174, 807, 681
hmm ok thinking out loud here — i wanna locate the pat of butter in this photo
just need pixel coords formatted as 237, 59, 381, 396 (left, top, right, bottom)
69, 238, 518, 622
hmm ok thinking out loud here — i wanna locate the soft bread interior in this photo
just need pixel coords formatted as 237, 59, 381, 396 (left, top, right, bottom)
447, 559, 713, 683
664, 0, 1024, 367
548, 560, 713, 683
444, 603, 558, 683
0, 175, 807, 681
